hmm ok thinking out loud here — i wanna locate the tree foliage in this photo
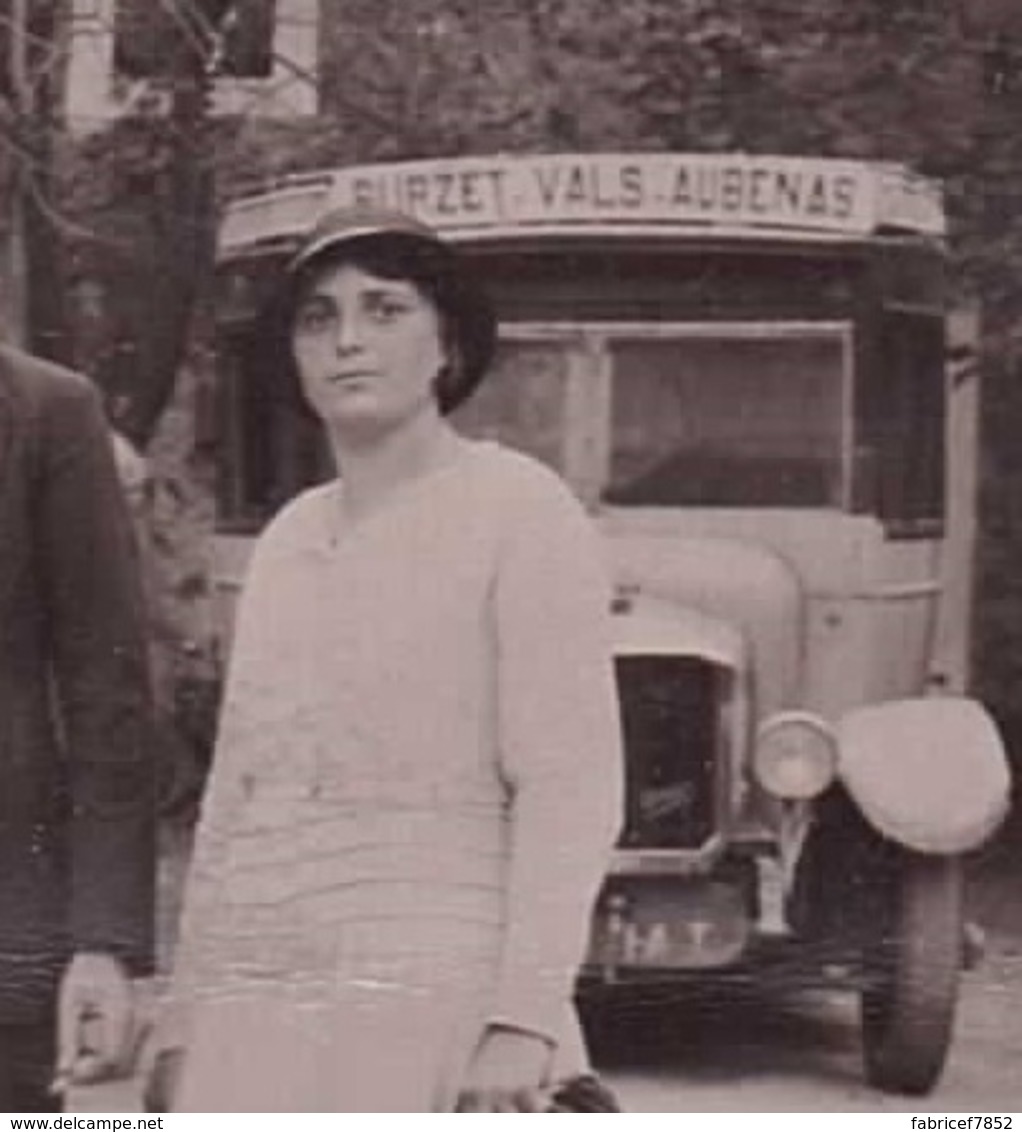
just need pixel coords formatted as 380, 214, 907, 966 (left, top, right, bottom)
6, 0, 1022, 727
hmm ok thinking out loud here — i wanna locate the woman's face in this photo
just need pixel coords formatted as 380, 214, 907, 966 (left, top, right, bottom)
290, 259, 447, 437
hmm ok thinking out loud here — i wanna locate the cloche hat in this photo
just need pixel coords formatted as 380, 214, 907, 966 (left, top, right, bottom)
280, 205, 497, 415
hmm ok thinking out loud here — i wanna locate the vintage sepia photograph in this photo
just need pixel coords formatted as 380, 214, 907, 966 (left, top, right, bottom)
1, 0, 1021, 1115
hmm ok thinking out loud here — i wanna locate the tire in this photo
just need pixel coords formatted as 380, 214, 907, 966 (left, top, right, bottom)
861, 850, 964, 1095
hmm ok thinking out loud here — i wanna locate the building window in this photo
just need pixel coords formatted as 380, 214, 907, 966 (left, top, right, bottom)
113, 0, 276, 81
67, 0, 317, 125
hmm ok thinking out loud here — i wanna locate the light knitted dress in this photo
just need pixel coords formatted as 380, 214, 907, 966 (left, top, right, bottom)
167, 441, 623, 1112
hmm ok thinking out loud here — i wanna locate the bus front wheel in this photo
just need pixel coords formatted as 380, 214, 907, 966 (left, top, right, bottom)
861, 850, 963, 1095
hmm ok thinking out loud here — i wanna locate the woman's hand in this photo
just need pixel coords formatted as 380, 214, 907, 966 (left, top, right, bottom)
455, 1025, 554, 1112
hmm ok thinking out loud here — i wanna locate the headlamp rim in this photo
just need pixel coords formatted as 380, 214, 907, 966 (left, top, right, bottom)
753, 710, 838, 800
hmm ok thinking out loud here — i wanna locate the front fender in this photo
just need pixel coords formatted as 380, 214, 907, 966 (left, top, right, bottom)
836, 697, 1011, 855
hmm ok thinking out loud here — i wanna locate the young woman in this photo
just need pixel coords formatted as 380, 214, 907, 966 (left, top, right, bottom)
154, 207, 623, 1112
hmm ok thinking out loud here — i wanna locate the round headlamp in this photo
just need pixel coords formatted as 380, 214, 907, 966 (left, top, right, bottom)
753, 712, 837, 800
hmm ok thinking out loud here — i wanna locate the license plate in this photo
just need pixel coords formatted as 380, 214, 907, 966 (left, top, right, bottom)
587, 879, 750, 970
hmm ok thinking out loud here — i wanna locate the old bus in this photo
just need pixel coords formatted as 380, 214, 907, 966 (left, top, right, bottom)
209, 152, 1010, 1095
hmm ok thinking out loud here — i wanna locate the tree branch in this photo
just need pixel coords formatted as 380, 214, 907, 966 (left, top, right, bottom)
270, 47, 399, 134
22, 168, 130, 249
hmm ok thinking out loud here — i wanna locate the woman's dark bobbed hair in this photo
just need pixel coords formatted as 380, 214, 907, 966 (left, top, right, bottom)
274, 205, 497, 415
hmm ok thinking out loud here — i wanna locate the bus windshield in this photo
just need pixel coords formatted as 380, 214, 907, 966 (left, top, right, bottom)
451, 339, 569, 474
603, 327, 849, 509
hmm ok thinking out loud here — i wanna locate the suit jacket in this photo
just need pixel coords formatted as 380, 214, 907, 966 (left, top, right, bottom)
0, 345, 155, 1023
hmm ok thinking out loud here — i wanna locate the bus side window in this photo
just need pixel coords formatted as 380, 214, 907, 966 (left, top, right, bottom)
217, 325, 330, 531
875, 310, 946, 534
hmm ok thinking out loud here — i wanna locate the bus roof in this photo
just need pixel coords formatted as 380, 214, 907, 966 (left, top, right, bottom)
218, 153, 945, 259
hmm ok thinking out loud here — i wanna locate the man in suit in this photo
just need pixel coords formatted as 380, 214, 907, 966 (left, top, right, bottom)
0, 345, 155, 1110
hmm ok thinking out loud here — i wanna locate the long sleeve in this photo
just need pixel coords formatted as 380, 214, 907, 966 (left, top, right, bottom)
490, 469, 623, 1041
38, 374, 156, 974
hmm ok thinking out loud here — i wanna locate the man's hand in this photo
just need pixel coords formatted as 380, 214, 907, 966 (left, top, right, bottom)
55, 952, 136, 1087
455, 1025, 554, 1112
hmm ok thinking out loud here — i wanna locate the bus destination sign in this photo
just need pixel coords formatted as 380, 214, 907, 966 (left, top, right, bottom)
220, 153, 945, 253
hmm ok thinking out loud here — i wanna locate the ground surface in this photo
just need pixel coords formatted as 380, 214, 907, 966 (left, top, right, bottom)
604, 817, 1022, 1112
71, 814, 1022, 1113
